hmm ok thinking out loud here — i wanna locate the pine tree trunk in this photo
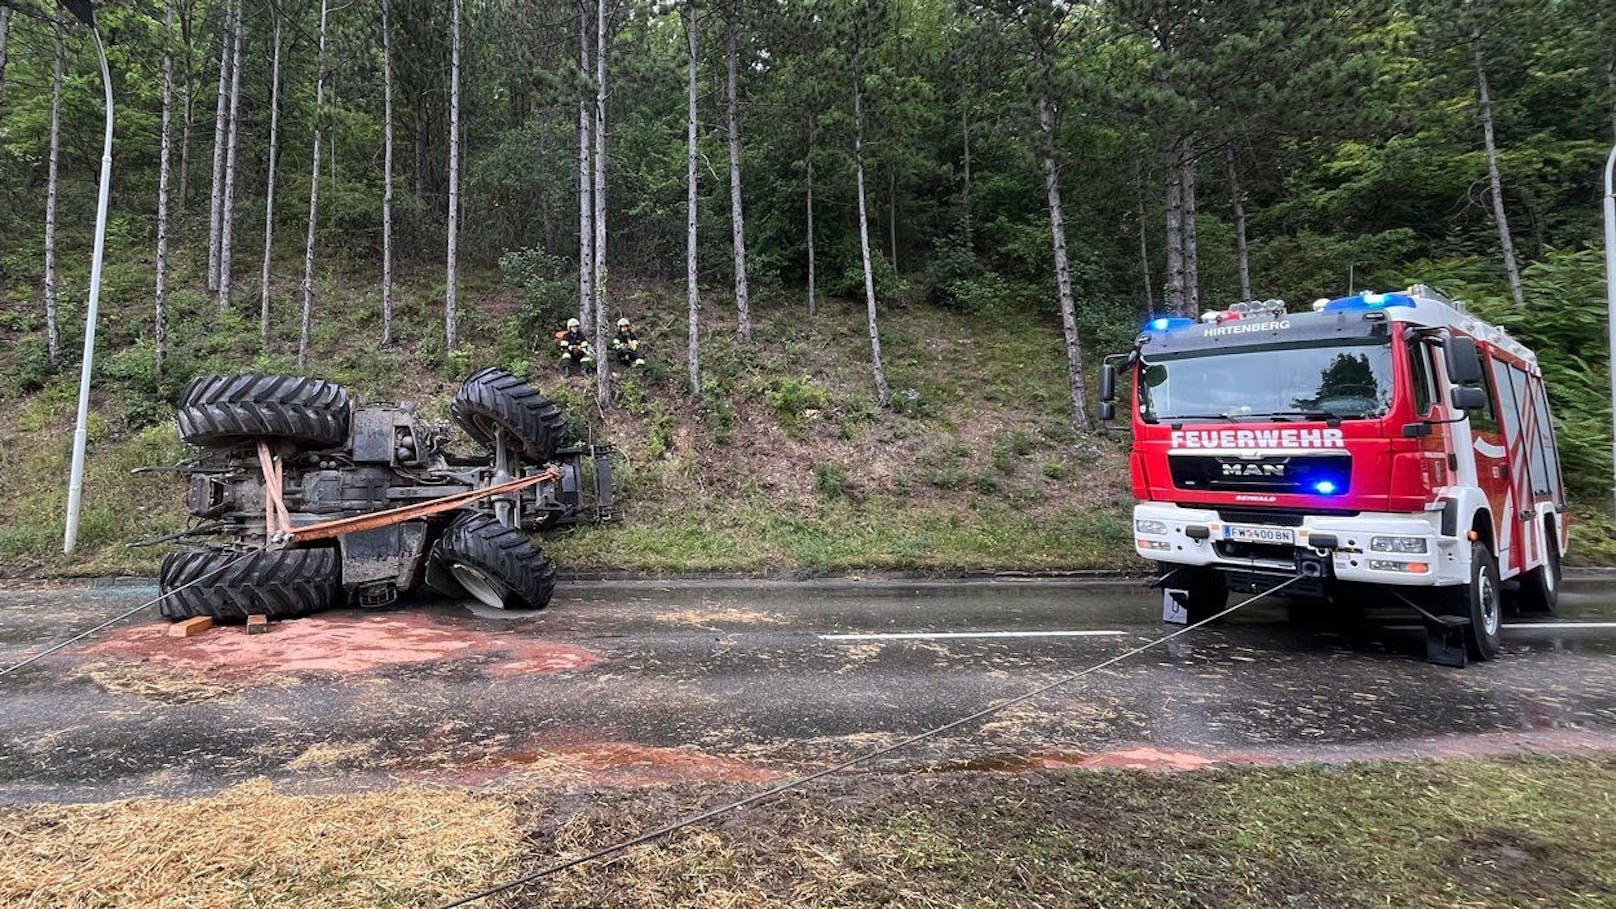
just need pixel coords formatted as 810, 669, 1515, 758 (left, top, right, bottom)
685, 1, 701, 395
299, 0, 330, 369
178, 28, 194, 214
445, 0, 462, 351
1473, 25, 1524, 307
806, 130, 816, 318
207, 0, 235, 292
960, 101, 972, 242
854, 76, 891, 407
216, 3, 245, 310
578, 3, 593, 328
0, 5, 11, 113
260, 9, 282, 346
594, 0, 610, 407
1163, 142, 1185, 316
1608, 48, 1615, 144
1137, 206, 1153, 313
156, 0, 177, 379
380, 0, 394, 346
1226, 146, 1250, 300
1038, 89, 1091, 434
43, 13, 64, 369
888, 168, 898, 269
1180, 135, 1200, 315
726, 23, 752, 344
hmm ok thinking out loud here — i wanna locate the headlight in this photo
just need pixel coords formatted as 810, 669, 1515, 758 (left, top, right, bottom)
1135, 519, 1169, 535
1370, 535, 1427, 554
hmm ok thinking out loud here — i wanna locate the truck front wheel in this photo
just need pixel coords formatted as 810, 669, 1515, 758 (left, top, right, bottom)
1454, 541, 1504, 660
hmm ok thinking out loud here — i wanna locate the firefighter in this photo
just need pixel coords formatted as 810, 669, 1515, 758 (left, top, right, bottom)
609, 317, 646, 369
555, 318, 593, 377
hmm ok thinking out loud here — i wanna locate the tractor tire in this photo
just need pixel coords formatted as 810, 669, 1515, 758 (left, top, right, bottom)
451, 367, 567, 464
158, 547, 341, 622
176, 374, 351, 449
427, 510, 557, 610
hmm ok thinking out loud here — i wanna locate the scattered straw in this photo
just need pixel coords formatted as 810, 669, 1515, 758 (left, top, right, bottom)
0, 779, 519, 908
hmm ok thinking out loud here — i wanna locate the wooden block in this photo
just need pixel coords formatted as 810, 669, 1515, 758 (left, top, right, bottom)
246, 614, 270, 635
168, 616, 213, 638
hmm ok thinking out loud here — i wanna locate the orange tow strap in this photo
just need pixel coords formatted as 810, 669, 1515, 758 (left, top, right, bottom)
273, 468, 561, 547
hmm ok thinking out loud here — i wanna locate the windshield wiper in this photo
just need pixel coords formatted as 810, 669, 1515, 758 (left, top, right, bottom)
1246, 409, 1343, 424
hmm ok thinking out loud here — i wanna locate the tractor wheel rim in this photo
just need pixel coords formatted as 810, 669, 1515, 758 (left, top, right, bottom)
451, 563, 507, 610
1479, 571, 1500, 636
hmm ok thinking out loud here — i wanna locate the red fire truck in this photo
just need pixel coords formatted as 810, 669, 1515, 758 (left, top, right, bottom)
1099, 287, 1567, 664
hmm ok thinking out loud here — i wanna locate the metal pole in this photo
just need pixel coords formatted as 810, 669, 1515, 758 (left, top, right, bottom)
63, 24, 114, 557
1604, 142, 1616, 520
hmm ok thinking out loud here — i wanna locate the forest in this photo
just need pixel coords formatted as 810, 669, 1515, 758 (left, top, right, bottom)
0, 0, 1614, 571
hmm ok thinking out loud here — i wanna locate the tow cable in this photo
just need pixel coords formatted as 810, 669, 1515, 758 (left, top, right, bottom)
0, 549, 261, 678
432, 573, 1302, 909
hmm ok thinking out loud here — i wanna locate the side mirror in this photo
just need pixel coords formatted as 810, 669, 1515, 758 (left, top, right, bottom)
1099, 363, 1117, 403
1099, 401, 1116, 422
1450, 385, 1487, 412
1444, 334, 1484, 386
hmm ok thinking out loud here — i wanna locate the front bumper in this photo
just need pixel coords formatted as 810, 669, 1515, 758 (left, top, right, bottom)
1133, 502, 1467, 587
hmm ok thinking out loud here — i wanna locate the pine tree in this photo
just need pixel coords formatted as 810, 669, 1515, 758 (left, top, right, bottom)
43, 11, 65, 369
155, 0, 177, 379
685, 0, 702, 394
445, 0, 462, 351
380, 0, 395, 345
260, 7, 283, 346
216, 0, 245, 310
300, 0, 331, 368
726, 10, 752, 343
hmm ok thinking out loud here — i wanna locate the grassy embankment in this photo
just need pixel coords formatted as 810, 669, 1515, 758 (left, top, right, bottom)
2, 756, 1612, 907
0, 244, 1141, 577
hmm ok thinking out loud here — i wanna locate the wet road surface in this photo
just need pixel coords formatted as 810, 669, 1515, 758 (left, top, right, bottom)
2, 576, 1614, 803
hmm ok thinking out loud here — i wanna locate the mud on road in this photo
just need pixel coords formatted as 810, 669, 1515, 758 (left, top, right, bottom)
2, 576, 1615, 803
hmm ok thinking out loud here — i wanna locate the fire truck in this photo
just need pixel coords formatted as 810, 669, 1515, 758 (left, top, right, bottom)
1099, 286, 1567, 664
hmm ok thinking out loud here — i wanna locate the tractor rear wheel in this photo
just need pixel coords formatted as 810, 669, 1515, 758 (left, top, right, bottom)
158, 547, 341, 622
176, 374, 351, 449
451, 367, 567, 464
426, 511, 557, 610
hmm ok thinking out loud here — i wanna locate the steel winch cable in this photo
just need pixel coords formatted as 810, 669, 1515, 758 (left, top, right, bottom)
434, 573, 1302, 909
0, 549, 261, 678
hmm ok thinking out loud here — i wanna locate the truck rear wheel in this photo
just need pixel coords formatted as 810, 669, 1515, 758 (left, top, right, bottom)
158, 547, 341, 622
1514, 523, 1561, 616
451, 368, 567, 464
176, 374, 351, 449
427, 511, 557, 610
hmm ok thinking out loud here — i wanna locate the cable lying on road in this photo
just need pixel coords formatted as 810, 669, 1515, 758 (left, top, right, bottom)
435, 574, 1302, 908
0, 550, 260, 678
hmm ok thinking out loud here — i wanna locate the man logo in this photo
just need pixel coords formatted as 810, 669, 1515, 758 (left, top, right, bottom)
1221, 462, 1285, 477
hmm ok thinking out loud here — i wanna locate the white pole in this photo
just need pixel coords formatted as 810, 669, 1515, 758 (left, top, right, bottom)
63, 25, 115, 557
1604, 142, 1616, 520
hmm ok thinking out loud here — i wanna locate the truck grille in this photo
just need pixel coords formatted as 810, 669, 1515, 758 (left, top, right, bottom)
1169, 453, 1351, 495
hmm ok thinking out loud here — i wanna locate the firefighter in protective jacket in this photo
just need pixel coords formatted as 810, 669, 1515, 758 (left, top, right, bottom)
556, 318, 594, 376
610, 317, 646, 369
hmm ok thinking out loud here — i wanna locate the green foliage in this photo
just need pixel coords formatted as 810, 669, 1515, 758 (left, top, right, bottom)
762, 375, 832, 437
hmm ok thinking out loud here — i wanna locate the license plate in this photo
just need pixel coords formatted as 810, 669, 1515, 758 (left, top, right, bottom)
1223, 524, 1295, 545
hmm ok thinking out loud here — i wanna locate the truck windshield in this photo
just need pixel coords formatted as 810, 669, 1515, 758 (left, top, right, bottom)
1138, 340, 1395, 423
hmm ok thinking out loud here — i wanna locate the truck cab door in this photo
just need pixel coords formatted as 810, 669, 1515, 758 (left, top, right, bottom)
1467, 362, 1512, 569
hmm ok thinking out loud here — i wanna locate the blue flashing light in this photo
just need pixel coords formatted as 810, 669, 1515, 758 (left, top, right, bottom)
1322, 292, 1416, 313
1145, 316, 1195, 332
1312, 480, 1338, 495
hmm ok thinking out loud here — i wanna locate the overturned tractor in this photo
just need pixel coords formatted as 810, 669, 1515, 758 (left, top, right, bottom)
153, 367, 612, 621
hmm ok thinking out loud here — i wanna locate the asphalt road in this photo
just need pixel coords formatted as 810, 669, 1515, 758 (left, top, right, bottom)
2, 575, 1614, 803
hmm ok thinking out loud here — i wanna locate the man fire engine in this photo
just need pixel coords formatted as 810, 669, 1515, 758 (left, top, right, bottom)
1099, 286, 1567, 664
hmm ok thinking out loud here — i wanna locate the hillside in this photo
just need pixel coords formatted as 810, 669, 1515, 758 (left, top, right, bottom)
0, 242, 1146, 577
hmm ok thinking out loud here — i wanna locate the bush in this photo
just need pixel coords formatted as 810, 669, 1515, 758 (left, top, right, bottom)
814, 461, 849, 499
763, 375, 831, 437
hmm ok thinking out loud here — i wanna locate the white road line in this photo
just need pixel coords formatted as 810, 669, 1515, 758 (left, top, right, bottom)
819, 629, 1128, 642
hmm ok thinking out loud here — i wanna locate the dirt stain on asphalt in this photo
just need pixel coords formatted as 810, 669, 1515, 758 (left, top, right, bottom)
82, 612, 599, 679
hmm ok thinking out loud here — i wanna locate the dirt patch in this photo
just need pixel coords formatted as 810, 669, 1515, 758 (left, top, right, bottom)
656, 607, 784, 628
81, 612, 598, 679
0, 778, 519, 908
469, 740, 782, 787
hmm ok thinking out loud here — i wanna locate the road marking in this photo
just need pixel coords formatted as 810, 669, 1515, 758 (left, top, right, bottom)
819, 630, 1128, 641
